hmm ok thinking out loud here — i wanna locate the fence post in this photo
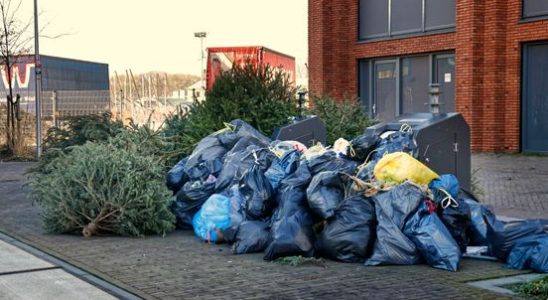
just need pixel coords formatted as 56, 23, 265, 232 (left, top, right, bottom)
52, 90, 58, 127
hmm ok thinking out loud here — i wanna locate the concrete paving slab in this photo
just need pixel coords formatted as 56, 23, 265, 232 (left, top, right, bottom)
467, 273, 545, 296
0, 240, 53, 274
0, 269, 117, 300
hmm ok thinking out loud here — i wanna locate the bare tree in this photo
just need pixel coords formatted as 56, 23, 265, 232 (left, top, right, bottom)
0, 0, 32, 156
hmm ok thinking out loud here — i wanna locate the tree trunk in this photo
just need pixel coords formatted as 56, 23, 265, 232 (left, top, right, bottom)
5, 96, 11, 152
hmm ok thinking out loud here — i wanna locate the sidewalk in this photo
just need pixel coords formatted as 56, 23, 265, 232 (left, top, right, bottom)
472, 154, 548, 219
0, 233, 116, 299
0, 154, 546, 299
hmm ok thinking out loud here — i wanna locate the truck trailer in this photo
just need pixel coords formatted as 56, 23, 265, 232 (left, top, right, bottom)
206, 46, 296, 91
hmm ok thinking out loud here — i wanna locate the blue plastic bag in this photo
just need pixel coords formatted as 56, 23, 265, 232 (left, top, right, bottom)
240, 164, 274, 220
506, 234, 548, 273
429, 174, 460, 200
263, 173, 316, 261
463, 198, 495, 246
315, 195, 376, 263
370, 131, 418, 162
358, 131, 417, 181
364, 183, 423, 266
232, 221, 270, 255
306, 171, 346, 219
264, 149, 301, 190
215, 143, 274, 193
192, 194, 243, 243
486, 217, 545, 261
437, 198, 471, 252
405, 200, 461, 272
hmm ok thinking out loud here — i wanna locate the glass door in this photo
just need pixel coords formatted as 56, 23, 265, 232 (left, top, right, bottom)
374, 60, 397, 121
434, 55, 455, 112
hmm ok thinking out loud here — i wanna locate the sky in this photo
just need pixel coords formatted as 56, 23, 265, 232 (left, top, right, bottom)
20, 0, 308, 76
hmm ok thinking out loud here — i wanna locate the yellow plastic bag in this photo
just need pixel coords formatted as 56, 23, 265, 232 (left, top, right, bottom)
374, 152, 439, 185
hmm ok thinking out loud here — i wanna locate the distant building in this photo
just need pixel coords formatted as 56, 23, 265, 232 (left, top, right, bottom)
0, 54, 110, 117
167, 80, 205, 106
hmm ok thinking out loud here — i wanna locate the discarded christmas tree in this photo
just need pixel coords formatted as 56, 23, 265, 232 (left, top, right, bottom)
29, 139, 175, 237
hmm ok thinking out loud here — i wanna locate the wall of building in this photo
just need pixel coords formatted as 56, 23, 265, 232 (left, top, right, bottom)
309, 0, 548, 152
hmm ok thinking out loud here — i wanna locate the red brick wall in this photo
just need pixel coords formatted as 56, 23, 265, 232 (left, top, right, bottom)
308, 0, 548, 152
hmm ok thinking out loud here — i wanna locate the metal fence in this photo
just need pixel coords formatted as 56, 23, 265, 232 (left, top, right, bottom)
0, 88, 191, 147
0, 90, 110, 145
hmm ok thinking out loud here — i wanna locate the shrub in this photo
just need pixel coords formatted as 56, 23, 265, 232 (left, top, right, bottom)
509, 276, 548, 300
43, 112, 123, 150
309, 96, 376, 145
205, 64, 298, 135
35, 113, 124, 173
162, 64, 299, 165
29, 139, 175, 237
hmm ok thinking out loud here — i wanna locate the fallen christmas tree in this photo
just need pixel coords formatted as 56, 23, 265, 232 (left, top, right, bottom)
29, 127, 175, 237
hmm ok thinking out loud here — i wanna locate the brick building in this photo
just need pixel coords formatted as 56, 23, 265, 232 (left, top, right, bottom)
309, 0, 548, 152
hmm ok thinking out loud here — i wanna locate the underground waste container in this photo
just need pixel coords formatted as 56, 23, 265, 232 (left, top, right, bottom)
364, 112, 471, 191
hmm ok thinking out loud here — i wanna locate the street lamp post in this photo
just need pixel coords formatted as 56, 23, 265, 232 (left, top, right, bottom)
194, 32, 207, 88
34, 0, 42, 157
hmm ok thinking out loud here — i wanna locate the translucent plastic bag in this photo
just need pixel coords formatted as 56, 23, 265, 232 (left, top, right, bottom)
374, 152, 439, 185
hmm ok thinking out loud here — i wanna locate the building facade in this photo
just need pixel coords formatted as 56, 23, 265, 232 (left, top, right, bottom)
309, 0, 548, 152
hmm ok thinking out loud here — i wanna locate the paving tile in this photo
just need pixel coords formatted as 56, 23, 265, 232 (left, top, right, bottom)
0, 269, 116, 300
0, 240, 53, 274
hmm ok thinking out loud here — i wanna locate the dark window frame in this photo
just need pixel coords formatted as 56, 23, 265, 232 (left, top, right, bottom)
358, 0, 455, 41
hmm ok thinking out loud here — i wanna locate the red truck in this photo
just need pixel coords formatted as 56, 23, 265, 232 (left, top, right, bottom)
206, 46, 296, 91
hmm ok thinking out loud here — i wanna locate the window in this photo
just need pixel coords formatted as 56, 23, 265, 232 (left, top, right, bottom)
359, 0, 455, 40
523, 0, 548, 18
358, 53, 455, 121
425, 0, 456, 30
391, 0, 422, 35
359, 0, 389, 39
401, 56, 430, 113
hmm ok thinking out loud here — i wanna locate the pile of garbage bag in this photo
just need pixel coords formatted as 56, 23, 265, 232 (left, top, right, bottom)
167, 119, 548, 273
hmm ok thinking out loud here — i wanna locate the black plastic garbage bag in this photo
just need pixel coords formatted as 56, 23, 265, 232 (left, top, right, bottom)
463, 198, 495, 246
263, 184, 315, 261
486, 217, 546, 261
218, 185, 246, 243
370, 131, 418, 162
356, 131, 418, 182
166, 157, 189, 194
232, 221, 271, 254
172, 176, 219, 229
171, 200, 200, 229
307, 151, 359, 176
184, 119, 270, 181
240, 165, 274, 220
227, 135, 270, 154
506, 234, 548, 273
404, 200, 461, 272
315, 195, 376, 262
184, 158, 224, 181
349, 134, 380, 161
264, 150, 301, 191
229, 119, 271, 146
365, 183, 423, 266
215, 143, 274, 193
437, 198, 471, 252
184, 136, 228, 180
177, 175, 217, 211
306, 171, 346, 219
279, 160, 313, 191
